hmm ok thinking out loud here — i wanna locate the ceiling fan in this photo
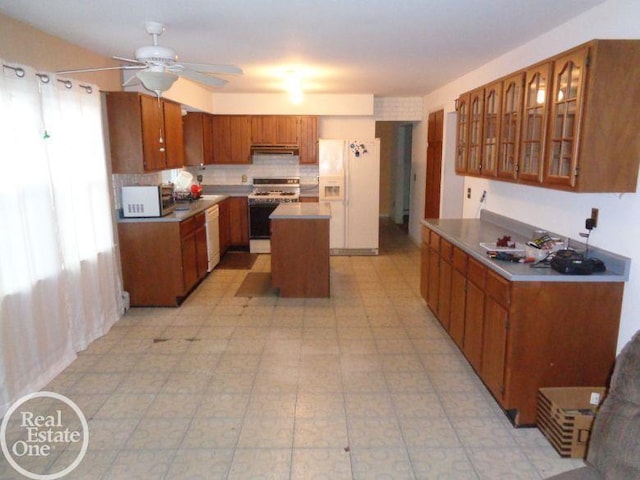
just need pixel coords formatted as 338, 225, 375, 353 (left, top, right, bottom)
58, 21, 243, 96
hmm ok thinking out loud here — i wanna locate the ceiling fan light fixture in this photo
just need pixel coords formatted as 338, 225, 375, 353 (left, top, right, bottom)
136, 70, 178, 95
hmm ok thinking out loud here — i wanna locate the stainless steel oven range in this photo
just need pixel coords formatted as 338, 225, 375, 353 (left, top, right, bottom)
248, 177, 300, 253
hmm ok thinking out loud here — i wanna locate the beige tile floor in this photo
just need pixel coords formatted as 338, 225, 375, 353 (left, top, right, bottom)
1, 220, 587, 479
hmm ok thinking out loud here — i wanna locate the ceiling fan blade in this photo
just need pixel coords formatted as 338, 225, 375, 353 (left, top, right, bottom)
179, 63, 243, 75
112, 55, 144, 65
56, 65, 143, 74
178, 69, 228, 87
122, 74, 141, 87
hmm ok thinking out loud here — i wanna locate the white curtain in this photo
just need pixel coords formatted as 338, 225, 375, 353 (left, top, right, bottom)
0, 60, 123, 416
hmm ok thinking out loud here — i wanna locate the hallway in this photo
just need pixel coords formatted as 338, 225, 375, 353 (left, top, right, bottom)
1, 220, 584, 479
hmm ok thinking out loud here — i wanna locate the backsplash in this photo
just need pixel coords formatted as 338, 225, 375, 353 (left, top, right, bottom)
112, 157, 319, 209
184, 155, 319, 186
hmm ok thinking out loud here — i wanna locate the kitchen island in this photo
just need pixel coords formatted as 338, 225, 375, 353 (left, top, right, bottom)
270, 202, 331, 297
421, 210, 630, 426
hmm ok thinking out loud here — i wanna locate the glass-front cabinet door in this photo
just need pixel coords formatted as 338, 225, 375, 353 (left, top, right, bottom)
519, 63, 552, 183
482, 81, 502, 177
467, 88, 484, 176
545, 48, 588, 187
498, 73, 524, 180
455, 92, 470, 173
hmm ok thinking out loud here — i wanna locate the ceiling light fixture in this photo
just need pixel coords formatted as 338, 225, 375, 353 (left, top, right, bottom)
136, 70, 178, 97
284, 70, 304, 104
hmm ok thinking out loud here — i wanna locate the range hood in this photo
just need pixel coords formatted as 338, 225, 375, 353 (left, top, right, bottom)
251, 144, 300, 156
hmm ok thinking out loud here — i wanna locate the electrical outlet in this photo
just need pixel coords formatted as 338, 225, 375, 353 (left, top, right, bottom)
591, 208, 599, 228
467, 187, 471, 199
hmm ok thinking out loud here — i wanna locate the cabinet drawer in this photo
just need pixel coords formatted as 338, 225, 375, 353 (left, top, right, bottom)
429, 231, 440, 252
467, 257, 486, 288
422, 226, 430, 244
194, 212, 205, 228
485, 270, 510, 307
440, 239, 453, 262
179, 217, 196, 237
452, 247, 467, 273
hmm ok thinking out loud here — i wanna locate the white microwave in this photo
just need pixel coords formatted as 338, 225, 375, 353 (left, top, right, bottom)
121, 185, 175, 218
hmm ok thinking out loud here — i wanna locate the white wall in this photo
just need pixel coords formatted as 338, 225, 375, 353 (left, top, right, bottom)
320, 117, 376, 139
211, 93, 374, 116
416, 0, 640, 351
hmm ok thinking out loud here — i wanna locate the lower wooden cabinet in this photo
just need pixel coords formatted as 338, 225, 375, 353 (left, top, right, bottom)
420, 225, 623, 426
118, 213, 208, 307
228, 196, 249, 247
463, 271, 485, 373
419, 229, 430, 301
218, 196, 249, 255
449, 247, 467, 349
482, 282, 509, 401
179, 213, 208, 291
218, 198, 231, 256
437, 241, 452, 331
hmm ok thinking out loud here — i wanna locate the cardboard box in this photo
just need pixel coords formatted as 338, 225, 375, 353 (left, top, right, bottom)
537, 387, 607, 458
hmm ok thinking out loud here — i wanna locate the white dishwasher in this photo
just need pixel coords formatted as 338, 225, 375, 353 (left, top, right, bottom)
205, 204, 220, 271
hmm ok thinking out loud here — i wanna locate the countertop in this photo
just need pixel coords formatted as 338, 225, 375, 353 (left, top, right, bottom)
270, 202, 332, 220
422, 210, 630, 282
117, 195, 228, 223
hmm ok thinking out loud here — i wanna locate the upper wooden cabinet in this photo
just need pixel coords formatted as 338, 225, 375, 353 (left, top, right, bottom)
544, 48, 587, 188
518, 61, 552, 184
498, 72, 524, 180
455, 39, 640, 192
298, 116, 318, 164
251, 115, 298, 144
250, 115, 318, 164
106, 92, 185, 173
183, 112, 214, 166
466, 89, 484, 176
481, 81, 503, 177
212, 115, 252, 164
455, 92, 470, 174
183, 114, 318, 165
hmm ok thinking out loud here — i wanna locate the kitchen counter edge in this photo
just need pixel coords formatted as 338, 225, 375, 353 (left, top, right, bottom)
270, 202, 332, 220
422, 211, 630, 283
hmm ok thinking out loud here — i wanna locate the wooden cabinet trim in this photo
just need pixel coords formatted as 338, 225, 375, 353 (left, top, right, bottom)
485, 269, 511, 307
179, 217, 196, 237
467, 257, 486, 288
440, 238, 453, 262
429, 230, 441, 251
452, 247, 468, 273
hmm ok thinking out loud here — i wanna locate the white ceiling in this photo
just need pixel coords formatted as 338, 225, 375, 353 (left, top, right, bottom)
1, 0, 605, 96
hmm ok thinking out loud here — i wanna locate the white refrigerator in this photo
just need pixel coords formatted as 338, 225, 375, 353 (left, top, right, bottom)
318, 139, 380, 255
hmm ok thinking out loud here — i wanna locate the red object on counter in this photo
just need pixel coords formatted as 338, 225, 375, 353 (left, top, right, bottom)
190, 184, 203, 199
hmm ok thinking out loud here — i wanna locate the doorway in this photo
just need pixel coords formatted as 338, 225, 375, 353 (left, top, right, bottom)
375, 121, 414, 231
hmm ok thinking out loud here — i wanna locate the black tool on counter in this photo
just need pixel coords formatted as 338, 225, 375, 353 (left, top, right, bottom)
550, 249, 606, 275
487, 251, 536, 263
